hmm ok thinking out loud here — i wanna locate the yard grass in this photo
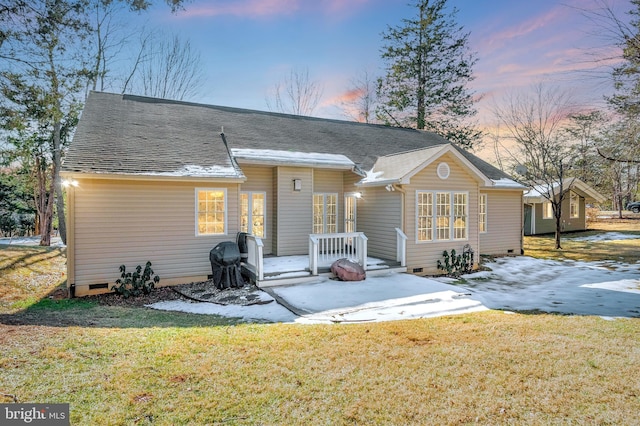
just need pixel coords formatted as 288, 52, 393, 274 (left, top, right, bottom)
2, 227, 640, 424
523, 217, 640, 263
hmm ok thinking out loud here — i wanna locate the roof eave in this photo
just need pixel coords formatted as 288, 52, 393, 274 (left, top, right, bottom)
354, 178, 402, 188
60, 171, 247, 183
234, 158, 354, 170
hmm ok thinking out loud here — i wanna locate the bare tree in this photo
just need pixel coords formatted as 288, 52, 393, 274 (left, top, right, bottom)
86, 0, 132, 93
340, 68, 378, 123
563, 110, 608, 183
595, 119, 640, 216
266, 67, 324, 116
493, 83, 578, 249
123, 33, 204, 101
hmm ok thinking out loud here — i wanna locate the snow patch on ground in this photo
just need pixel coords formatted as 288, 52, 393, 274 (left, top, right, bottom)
0, 235, 65, 247
581, 279, 640, 294
149, 273, 487, 324
567, 232, 640, 242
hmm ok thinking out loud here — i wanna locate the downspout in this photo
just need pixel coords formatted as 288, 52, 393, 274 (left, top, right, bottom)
520, 196, 524, 256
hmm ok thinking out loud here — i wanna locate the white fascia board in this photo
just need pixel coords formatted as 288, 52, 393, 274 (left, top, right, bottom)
354, 178, 402, 188
231, 148, 354, 170
60, 171, 247, 184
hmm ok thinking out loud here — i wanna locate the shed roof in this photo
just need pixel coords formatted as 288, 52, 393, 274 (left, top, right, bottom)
524, 178, 607, 203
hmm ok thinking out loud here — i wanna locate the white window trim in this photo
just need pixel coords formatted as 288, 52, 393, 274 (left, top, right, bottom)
313, 192, 338, 234
570, 192, 579, 219
344, 193, 358, 233
416, 191, 434, 242
415, 190, 469, 243
479, 193, 488, 234
195, 188, 228, 236
542, 201, 553, 220
240, 191, 267, 238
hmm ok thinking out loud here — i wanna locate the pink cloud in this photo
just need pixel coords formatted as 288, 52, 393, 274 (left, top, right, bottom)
476, 6, 571, 56
321, 0, 370, 19
176, 0, 300, 19
175, 0, 372, 20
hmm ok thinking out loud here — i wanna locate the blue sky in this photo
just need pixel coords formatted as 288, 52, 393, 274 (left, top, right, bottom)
120, 0, 630, 125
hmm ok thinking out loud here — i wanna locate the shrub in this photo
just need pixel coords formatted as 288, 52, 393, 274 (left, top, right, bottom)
112, 261, 160, 298
437, 246, 474, 277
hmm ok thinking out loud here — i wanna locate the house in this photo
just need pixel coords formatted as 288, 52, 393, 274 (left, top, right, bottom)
523, 178, 606, 236
61, 92, 526, 296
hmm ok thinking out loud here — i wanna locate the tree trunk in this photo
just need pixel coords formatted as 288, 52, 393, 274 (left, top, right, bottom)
39, 176, 55, 246
52, 121, 66, 244
56, 186, 67, 245
554, 220, 562, 249
554, 203, 563, 250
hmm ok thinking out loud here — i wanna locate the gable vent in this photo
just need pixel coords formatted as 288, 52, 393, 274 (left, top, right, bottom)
437, 162, 450, 180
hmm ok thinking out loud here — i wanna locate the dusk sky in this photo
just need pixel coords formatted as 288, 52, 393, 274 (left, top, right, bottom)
119, 0, 631, 135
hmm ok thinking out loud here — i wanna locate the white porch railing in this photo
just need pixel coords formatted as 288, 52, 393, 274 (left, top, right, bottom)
395, 227, 407, 267
309, 232, 368, 276
245, 235, 264, 282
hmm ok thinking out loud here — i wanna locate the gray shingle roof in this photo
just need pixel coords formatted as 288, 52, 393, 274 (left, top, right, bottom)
63, 91, 512, 181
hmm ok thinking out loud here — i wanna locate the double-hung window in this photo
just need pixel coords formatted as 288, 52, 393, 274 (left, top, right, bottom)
313, 193, 337, 234
196, 189, 226, 235
417, 192, 434, 241
479, 194, 487, 233
417, 191, 468, 242
436, 192, 451, 240
570, 192, 579, 218
543, 202, 553, 219
240, 192, 266, 237
344, 194, 357, 233
453, 193, 468, 239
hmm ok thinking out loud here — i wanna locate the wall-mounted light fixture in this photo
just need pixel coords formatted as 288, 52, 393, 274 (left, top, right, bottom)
293, 179, 302, 191
61, 179, 79, 188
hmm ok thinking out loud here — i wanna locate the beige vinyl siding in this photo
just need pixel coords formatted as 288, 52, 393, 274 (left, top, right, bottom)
404, 153, 480, 274
356, 186, 402, 260
479, 189, 523, 255
70, 178, 239, 295
275, 167, 313, 255
239, 165, 273, 255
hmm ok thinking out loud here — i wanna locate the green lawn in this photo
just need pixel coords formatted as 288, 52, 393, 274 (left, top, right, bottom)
2, 228, 640, 425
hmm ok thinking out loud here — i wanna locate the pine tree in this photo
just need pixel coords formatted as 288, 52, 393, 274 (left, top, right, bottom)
608, 0, 640, 118
376, 0, 480, 148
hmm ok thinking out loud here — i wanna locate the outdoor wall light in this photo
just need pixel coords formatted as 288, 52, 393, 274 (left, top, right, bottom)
354, 192, 363, 199
293, 179, 302, 191
62, 179, 79, 188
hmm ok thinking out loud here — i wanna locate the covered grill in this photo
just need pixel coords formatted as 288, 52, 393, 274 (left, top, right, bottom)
209, 242, 245, 289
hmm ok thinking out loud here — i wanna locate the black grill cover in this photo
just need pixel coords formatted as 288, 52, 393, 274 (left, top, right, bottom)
209, 242, 245, 289
210, 241, 241, 266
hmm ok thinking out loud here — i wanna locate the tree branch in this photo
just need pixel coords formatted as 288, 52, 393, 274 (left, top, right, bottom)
597, 148, 640, 163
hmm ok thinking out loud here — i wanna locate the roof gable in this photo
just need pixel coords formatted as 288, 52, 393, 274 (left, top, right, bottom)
359, 144, 493, 187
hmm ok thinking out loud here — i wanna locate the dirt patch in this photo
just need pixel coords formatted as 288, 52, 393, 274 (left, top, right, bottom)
84, 280, 266, 307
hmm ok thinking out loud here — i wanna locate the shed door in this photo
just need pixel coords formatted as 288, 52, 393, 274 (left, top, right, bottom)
524, 204, 533, 236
